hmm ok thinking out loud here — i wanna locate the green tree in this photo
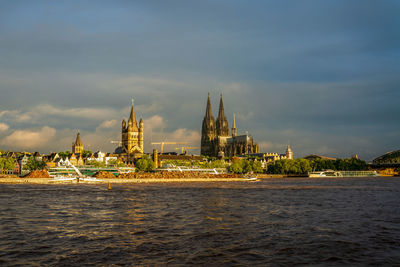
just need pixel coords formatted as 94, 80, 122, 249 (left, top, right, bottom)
298, 159, 312, 174
107, 159, 126, 167
82, 150, 92, 158
135, 155, 154, 172
251, 160, 263, 173
86, 160, 105, 168
206, 159, 226, 168
0, 157, 16, 171
58, 151, 71, 160
25, 158, 46, 171
228, 159, 243, 174
267, 159, 312, 175
242, 160, 253, 173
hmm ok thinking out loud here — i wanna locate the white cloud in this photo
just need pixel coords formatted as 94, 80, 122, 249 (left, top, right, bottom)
1, 126, 56, 150
97, 119, 118, 129
144, 115, 165, 132
0, 109, 31, 122
0, 123, 9, 132
33, 104, 119, 120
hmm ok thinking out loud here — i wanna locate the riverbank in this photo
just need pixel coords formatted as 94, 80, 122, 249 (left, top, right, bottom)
0, 177, 250, 184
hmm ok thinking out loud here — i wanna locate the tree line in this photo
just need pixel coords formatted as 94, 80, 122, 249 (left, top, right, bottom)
267, 158, 368, 175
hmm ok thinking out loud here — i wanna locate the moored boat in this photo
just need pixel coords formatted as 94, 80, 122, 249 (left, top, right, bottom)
51, 176, 77, 181
308, 170, 380, 178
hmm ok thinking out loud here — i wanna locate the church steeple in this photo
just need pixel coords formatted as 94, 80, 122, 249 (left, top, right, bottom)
216, 94, 229, 136
205, 93, 213, 120
128, 98, 138, 131
75, 132, 82, 146
72, 132, 84, 154
232, 113, 237, 137
286, 145, 293, 160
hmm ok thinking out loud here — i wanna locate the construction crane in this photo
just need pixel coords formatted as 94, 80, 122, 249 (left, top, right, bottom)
151, 142, 188, 154
176, 146, 200, 154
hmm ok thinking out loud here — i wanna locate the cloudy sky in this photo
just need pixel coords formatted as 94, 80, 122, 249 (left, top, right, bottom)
0, 0, 399, 160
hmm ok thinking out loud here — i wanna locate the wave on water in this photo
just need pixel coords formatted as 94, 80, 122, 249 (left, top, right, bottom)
0, 178, 399, 265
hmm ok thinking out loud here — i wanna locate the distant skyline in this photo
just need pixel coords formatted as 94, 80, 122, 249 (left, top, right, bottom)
0, 1, 399, 160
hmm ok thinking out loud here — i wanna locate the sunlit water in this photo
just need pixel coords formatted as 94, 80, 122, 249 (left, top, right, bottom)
1, 178, 399, 266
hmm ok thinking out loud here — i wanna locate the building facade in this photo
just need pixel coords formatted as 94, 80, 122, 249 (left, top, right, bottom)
201, 93, 259, 158
120, 99, 144, 162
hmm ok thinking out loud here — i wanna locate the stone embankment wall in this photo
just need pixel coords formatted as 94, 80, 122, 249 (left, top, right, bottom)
23, 170, 51, 178
0, 174, 18, 178
95, 171, 241, 179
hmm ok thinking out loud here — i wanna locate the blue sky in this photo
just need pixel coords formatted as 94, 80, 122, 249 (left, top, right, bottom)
0, 0, 399, 160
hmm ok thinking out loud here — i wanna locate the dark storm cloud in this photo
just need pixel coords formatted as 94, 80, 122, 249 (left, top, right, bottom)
0, 0, 399, 159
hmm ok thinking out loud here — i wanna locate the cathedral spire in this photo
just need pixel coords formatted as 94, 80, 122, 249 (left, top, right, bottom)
216, 93, 229, 136
232, 113, 237, 137
217, 94, 225, 120
205, 92, 213, 119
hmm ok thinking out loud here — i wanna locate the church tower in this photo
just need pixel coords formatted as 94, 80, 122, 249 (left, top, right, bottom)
121, 99, 144, 160
216, 94, 229, 137
201, 93, 216, 156
72, 133, 84, 154
231, 113, 237, 137
286, 145, 293, 160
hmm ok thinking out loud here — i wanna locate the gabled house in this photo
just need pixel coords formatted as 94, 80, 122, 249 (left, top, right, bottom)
18, 154, 30, 175
68, 153, 84, 167
69, 153, 78, 166
12, 160, 20, 175
77, 154, 84, 166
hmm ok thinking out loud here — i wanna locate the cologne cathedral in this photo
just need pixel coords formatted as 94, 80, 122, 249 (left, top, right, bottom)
201, 93, 259, 158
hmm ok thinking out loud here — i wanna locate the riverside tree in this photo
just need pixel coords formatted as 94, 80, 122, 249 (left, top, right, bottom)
0, 157, 16, 172
267, 158, 368, 175
228, 159, 264, 174
135, 155, 154, 172
107, 159, 125, 167
86, 160, 105, 168
25, 158, 47, 171
267, 159, 312, 175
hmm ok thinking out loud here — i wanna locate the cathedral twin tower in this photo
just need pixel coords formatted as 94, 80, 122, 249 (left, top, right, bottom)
201, 93, 259, 157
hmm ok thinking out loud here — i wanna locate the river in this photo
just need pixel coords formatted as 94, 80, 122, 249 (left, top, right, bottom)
0, 178, 399, 266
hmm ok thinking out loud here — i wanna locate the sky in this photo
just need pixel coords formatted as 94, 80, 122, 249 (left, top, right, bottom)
0, 0, 399, 161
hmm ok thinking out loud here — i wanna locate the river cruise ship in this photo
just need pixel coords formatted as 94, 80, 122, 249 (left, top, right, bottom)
308, 170, 380, 178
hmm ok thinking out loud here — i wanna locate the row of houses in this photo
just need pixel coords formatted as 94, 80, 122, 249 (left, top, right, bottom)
0, 151, 123, 175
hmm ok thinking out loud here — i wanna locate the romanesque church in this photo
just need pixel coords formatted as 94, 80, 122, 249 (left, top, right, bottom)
120, 100, 144, 162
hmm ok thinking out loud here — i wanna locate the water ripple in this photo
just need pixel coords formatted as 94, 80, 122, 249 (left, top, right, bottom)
0, 178, 400, 265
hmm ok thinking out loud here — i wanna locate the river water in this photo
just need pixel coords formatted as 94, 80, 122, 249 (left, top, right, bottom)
0, 178, 399, 266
